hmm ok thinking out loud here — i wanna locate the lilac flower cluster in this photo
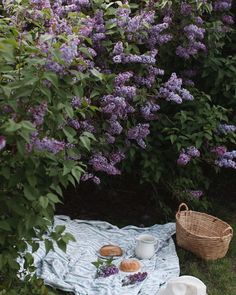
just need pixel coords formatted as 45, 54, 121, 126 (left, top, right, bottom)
112, 41, 124, 56
212, 147, 236, 169
177, 146, 200, 166
176, 24, 206, 59
159, 73, 194, 104
29, 102, 48, 126
187, 190, 203, 198
214, 0, 232, 11
0, 136, 6, 151
106, 120, 123, 135
127, 124, 150, 148
60, 40, 78, 65
221, 15, 234, 25
101, 95, 134, 119
135, 66, 164, 88
34, 137, 66, 154
71, 96, 81, 108
113, 50, 158, 65
89, 153, 121, 175
141, 102, 160, 120
81, 173, 101, 185
181, 3, 192, 16
96, 264, 119, 278
148, 21, 173, 49
122, 272, 148, 286
218, 124, 236, 134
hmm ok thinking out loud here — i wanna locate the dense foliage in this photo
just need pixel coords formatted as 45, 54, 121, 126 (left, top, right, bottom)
0, 0, 235, 292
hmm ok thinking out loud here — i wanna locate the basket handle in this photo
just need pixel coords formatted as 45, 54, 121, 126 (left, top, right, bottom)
177, 203, 189, 214
222, 226, 233, 236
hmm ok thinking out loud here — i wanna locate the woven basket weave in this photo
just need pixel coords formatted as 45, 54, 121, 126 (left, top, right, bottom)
176, 203, 233, 260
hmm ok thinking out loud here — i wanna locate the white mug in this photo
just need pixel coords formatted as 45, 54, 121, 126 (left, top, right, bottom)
135, 234, 158, 259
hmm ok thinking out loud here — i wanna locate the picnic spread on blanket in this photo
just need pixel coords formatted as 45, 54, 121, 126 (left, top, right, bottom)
23, 203, 233, 295
30, 215, 180, 295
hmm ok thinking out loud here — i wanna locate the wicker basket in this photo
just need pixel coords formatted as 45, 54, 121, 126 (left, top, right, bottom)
176, 203, 233, 260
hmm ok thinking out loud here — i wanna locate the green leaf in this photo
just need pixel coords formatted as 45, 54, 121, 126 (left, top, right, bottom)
55, 225, 66, 235
0, 221, 11, 231
47, 192, 62, 204
80, 135, 91, 151
90, 68, 104, 80
43, 72, 59, 88
39, 196, 49, 209
24, 185, 38, 201
62, 232, 76, 243
71, 167, 82, 183
57, 239, 67, 252
45, 239, 54, 254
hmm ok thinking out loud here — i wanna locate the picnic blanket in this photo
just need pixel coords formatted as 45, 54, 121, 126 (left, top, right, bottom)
30, 215, 180, 295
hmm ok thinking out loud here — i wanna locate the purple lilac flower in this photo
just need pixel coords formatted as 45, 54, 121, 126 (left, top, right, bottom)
115, 72, 133, 86
177, 153, 191, 165
184, 25, 205, 41
186, 146, 200, 157
140, 102, 160, 120
122, 272, 148, 286
222, 15, 234, 25
71, 96, 81, 108
176, 24, 206, 59
188, 190, 203, 198
45, 61, 65, 75
113, 51, 157, 65
97, 265, 119, 278
223, 151, 236, 159
34, 137, 65, 154
218, 124, 236, 134
147, 21, 172, 48
107, 120, 123, 135
181, 3, 192, 15
214, 0, 232, 11
80, 120, 96, 133
215, 158, 236, 169
0, 136, 6, 151
29, 102, 48, 126
105, 133, 115, 144
60, 41, 78, 64
89, 153, 121, 175
68, 119, 81, 130
109, 151, 125, 164
81, 173, 101, 185
127, 123, 150, 148
116, 7, 131, 27
195, 17, 204, 25
211, 146, 227, 156
101, 95, 134, 119
115, 86, 136, 99
159, 73, 193, 103
112, 41, 124, 55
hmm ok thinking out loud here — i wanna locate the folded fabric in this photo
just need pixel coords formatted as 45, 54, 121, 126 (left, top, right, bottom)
28, 216, 180, 295
157, 275, 207, 295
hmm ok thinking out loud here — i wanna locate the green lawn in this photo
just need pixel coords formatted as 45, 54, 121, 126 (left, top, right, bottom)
48, 201, 236, 295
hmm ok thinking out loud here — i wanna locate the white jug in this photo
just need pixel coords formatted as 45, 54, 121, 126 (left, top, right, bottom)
135, 234, 158, 260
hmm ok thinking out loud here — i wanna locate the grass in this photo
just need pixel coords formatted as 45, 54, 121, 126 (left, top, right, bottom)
48, 200, 236, 295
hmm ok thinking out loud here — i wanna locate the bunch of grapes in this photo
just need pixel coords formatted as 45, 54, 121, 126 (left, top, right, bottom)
122, 272, 148, 286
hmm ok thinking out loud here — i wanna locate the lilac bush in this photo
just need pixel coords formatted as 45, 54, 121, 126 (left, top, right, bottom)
0, 0, 235, 289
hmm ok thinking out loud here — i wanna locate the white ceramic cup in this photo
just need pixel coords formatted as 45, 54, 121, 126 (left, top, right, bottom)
135, 234, 158, 259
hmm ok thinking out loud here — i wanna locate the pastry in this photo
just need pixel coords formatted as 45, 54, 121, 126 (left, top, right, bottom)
99, 245, 123, 257
119, 259, 141, 272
